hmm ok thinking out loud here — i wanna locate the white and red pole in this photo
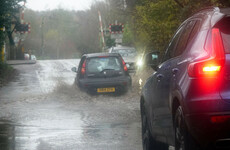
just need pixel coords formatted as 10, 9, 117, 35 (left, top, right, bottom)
98, 11, 105, 51
20, 1, 26, 24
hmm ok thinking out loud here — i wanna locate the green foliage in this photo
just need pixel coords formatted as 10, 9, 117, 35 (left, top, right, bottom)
133, 0, 180, 52
131, 0, 230, 53
0, 0, 24, 62
0, 62, 12, 75
105, 37, 116, 48
0, 62, 13, 86
45, 29, 59, 40
22, 0, 230, 59
0, 32, 4, 62
123, 24, 134, 46
0, 0, 21, 29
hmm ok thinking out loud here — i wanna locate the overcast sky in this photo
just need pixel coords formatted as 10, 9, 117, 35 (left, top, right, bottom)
26, 0, 103, 11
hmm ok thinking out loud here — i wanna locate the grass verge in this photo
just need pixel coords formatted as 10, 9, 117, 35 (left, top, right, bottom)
0, 63, 16, 87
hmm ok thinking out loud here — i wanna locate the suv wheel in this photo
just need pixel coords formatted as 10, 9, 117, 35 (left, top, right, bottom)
141, 100, 168, 150
174, 106, 201, 150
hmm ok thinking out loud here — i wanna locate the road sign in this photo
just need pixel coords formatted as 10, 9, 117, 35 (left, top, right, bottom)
115, 39, 122, 43
111, 34, 123, 39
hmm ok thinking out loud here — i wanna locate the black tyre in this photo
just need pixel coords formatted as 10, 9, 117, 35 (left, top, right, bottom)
141, 100, 168, 150
174, 106, 201, 150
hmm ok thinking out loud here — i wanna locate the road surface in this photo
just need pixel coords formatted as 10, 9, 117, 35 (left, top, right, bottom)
0, 59, 142, 150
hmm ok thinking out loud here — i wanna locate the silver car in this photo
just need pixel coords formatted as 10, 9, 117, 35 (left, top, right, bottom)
108, 46, 138, 72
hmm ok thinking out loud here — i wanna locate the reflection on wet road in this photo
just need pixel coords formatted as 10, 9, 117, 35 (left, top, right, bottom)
0, 60, 142, 150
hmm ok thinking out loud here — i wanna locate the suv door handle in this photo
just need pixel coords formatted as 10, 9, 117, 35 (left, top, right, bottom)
172, 68, 179, 74
157, 74, 164, 81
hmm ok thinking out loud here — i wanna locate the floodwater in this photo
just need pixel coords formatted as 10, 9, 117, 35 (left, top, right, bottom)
0, 59, 142, 150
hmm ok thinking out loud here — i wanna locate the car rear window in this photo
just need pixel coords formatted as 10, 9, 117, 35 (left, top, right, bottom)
87, 57, 122, 73
218, 17, 230, 53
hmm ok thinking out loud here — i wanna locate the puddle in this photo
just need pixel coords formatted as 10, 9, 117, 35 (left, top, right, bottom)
0, 116, 84, 150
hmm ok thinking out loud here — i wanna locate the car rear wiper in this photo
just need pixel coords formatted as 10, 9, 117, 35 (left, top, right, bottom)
100, 69, 115, 73
87, 74, 96, 77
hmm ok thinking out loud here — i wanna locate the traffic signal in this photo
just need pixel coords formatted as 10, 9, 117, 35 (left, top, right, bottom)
109, 24, 124, 34
111, 25, 122, 32
15, 23, 31, 33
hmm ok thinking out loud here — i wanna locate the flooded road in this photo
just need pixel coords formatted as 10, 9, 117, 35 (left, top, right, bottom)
0, 60, 142, 150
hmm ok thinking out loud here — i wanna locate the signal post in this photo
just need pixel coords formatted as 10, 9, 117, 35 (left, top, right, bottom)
109, 23, 124, 46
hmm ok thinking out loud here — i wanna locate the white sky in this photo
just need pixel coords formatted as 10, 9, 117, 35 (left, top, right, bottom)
26, 0, 102, 11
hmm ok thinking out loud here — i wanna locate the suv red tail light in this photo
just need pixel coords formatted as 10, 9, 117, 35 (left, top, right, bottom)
81, 60, 86, 75
188, 28, 225, 77
211, 115, 230, 123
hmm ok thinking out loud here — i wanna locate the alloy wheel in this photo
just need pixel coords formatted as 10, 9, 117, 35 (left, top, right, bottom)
175, 107, 185, 150
142, 105, 151, 150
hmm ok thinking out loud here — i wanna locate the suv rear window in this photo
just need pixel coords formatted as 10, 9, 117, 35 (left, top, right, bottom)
87, 57, 122, 73
218, 17, 230, 53
112, 49, 137, 57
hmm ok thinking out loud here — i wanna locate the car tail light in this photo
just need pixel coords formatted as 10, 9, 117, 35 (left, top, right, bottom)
203, 66, 221, 72
121, 58, 128, 72
188, 28, 225, 77
81, 60, 86, 75
211, 115, 230, 123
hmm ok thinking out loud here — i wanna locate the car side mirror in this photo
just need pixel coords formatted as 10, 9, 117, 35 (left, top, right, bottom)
71, 67, 77, 73
145, 51, 160, 70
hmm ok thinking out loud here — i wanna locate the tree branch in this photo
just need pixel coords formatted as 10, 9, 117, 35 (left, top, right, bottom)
174, 0, 184, 8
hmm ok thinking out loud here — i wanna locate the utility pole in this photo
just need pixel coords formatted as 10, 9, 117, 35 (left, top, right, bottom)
18, 1, 26, 60
0, 27, 5, 62
41, 16, 44, 57
57, 36, 60, 59
124, 0, 127, 9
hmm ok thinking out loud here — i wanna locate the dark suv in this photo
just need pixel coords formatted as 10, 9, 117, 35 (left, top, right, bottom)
140, 7, 230, 150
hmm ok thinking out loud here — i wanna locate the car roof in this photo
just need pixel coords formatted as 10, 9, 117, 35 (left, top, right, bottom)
83, 53, 121, 58
112, 46, 135, 50
220, 7, 230, 15
195, 7, 230, 15
178, 7, 230, 31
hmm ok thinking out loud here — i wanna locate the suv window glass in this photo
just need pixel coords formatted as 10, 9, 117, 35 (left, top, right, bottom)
188, 20, 200, 43
219, 17, 230, 53
164, 25, 185, 61
112, 49, 137, 57
87, 57, 121, 73
174, 20, 197, 57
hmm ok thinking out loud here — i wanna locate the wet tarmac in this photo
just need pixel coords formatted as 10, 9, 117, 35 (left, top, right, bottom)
0, 60, 142, 150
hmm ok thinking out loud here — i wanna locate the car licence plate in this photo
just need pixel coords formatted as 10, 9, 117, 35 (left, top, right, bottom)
97, 87, 115, 93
